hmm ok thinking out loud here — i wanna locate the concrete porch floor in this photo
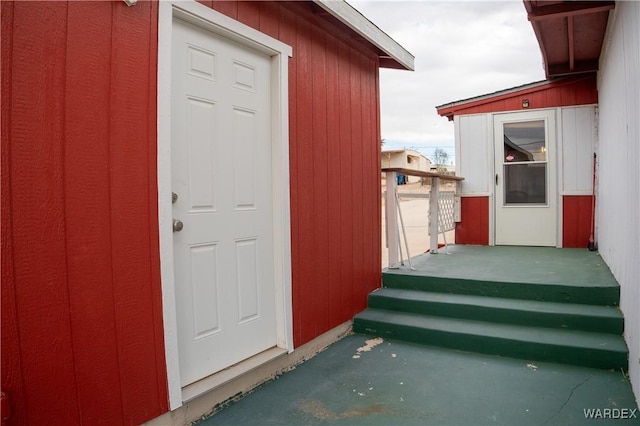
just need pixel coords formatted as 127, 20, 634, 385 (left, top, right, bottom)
197, 334, 638, 425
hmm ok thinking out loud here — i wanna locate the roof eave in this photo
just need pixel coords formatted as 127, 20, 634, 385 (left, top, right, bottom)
312, 0, 415, 71
523, 0, 614, 79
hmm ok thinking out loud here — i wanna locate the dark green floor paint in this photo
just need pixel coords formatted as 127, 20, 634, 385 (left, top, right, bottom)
197, 335, 638, 426
354, 245, 627, 370
367, 288, 623, 333
383, 246, 619, 305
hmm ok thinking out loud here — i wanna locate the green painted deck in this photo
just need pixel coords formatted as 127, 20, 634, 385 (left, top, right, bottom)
390, 246, 618, 287
356, 245, 626, 370
198, 335, 639, 425
383, 245, 619, 305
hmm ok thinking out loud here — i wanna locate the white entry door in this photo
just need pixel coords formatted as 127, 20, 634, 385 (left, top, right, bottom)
171, 18, 277, 387
494, 110, 557, 246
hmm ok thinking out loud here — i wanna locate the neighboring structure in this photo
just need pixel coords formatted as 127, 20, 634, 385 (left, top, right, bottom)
381, 149, 431, 183
439, 0, 639, 401
0, 1, 413, 425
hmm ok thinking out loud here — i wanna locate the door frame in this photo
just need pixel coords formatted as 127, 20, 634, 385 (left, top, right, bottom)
492, 109, 559, 247
157, 1, 293, 410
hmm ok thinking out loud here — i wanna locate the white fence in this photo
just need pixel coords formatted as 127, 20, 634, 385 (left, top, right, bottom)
383, 168, 463, 269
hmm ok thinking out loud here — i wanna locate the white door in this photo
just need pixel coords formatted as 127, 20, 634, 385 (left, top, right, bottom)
494, 110, 557, 246
171, 18, 277, 387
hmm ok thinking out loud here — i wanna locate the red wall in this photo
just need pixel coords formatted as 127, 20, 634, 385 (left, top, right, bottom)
455, 197, 490, 245
563, 196, 594, 248
438, 75, 598, 120
455, 196, 594, 248
1, 2, 167, 425
1, 1, 382, 424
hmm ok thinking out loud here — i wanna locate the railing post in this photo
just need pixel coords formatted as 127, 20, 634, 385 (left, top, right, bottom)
385, 171, 400, 268
429, 176, 439, 253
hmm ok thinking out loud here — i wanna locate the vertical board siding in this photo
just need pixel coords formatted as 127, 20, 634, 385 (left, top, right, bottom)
292, 13, 315, 344
561, 106, 596, 194
562, 196, 593, 248
2, 2, 168, 425
350, 50, 366, 315
311, 24, 330, 336
325, 33, 343, 328
338, 40, 356, 324
0, 4, 28, 425
456, 197, 490, 245
109, 4, 164, 421
7, 3, 80, 425
64, 2, 124, 423
457, 114, 491, 195
3, 1, 384, 423
597, 0, 640, 400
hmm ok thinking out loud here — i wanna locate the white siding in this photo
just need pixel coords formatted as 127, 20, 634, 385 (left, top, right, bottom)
455, 114, 492, 195
561, 106, 597, 194
597, 0, 640, 400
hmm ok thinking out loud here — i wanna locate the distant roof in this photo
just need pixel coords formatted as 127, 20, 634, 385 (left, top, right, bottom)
382, 148, 423, 156
313, 0, 414, 71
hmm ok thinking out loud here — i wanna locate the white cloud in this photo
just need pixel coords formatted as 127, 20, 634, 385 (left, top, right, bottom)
349, 0, 545, 161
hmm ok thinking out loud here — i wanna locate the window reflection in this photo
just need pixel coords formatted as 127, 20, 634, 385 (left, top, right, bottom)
503, 120, 546, 162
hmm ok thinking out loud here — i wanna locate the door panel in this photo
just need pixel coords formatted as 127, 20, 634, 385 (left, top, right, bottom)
494, 111, 557, 246
171, 18, 276, 387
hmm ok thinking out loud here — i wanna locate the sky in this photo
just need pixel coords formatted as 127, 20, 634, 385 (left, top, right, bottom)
349, 0, 546, 165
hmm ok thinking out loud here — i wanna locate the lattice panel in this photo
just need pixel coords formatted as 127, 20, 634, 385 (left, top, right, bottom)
428, 191, 456, 234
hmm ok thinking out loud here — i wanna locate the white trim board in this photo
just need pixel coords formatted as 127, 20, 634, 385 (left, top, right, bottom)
313, 0, 414, 70
157, 0, 293, 410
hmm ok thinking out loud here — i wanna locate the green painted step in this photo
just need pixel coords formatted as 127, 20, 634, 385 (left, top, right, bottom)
353, 309, 628, 371
382, 272, 620, 306
368, 288, 624, 334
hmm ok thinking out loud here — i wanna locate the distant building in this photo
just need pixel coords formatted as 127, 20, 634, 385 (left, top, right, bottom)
381, 149, 431, 183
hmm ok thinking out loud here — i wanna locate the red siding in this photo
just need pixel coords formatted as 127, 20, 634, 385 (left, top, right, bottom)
438, 75, 598, 120
456, 197, 490, 245
2, 1, 383, 424
563, 196, 594, 248
1, 2, 167, 425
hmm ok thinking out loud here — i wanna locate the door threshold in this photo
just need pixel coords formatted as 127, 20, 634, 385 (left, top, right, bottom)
181, 346, 288, 402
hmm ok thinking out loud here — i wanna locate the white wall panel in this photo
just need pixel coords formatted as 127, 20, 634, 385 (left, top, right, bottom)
456, 114, 491, 195
597, 0, 640, 400
561, 106, 597, 194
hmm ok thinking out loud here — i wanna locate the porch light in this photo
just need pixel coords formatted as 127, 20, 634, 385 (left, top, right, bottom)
522, 99, 530, 108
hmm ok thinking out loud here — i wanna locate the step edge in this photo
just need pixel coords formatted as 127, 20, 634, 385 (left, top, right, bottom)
354, 310, 628, 353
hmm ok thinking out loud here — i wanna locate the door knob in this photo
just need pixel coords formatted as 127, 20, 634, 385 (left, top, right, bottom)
173, 219, 184, 232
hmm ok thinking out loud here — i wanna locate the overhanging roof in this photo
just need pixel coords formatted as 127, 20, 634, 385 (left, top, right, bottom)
524, 0, 614, 78
313, 0, 415, 71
